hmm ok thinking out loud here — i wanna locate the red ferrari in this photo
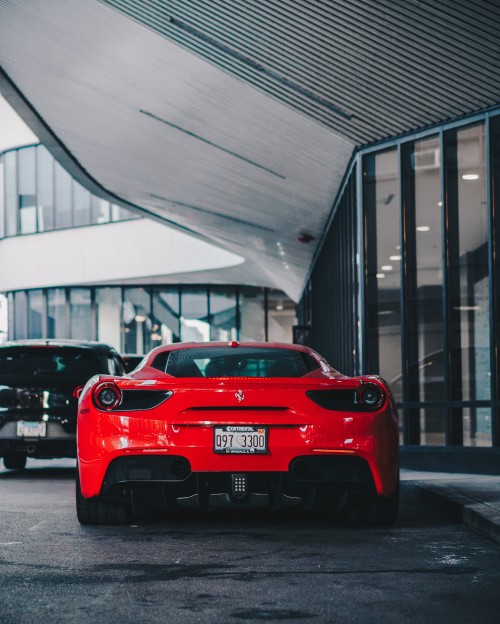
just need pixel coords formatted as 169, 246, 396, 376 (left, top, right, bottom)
76, 342, 399, 525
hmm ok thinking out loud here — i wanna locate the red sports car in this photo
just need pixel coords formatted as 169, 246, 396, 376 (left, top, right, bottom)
76, 342, 399, 525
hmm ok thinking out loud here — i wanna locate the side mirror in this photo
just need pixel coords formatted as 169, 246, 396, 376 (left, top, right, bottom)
72, 385, 84, 399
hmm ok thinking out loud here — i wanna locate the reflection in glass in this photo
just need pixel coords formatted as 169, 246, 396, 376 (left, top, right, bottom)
18, 148, 37, 234
70, 288, 92, 339
446, 124, 490, 446
5, 151, 17, 236
54, 162, 72, 229
47, 288, 68, 339
28, 290, 44, 339
36, 146, 54, 231
152, 289, 180, 345
14, 291, 28, 339
405, 136, 445, 445
210, 288, 237, 341
0, 161, 4, 239
96, 288, 122, 350
73, 182, 92, 227
239, 288, 265, 341
267, 289, 295, 343
364, 149, 402, 398
123, 288, 151, 354
180, 289, 209, 342
92, 197, 110, 224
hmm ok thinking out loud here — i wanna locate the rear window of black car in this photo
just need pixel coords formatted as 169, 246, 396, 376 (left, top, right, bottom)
152, 347, 319, 378
0, 347, 101, 378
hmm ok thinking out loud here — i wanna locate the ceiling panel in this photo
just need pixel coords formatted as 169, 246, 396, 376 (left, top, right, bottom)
0, 0, 498, 301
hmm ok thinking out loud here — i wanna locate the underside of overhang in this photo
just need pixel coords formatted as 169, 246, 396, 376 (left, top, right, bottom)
0, 0, 499, 301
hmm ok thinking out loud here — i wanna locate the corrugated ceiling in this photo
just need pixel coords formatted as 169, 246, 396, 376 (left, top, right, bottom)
0, 0, 498, 300
101, 0, 500, 144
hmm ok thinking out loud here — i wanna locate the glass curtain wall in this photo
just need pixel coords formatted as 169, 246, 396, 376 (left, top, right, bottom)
445, 124, 490, 446
7, 285, 293, 352
0, 144, 139, 238
209, 287, 237, 342
123, 288, 152, 354
180, 289, 210, 342
360, 116, 497, 447
402, 136, 445, 445
152, 289, 181, 345
364, 149, 402, 399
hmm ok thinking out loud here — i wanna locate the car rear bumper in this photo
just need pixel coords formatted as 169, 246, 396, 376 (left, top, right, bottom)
0, 421, 76, 458
96, 454, 382, 511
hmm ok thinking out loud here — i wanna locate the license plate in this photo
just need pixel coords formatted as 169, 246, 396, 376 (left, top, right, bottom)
17, 421, 47, 438
214, 426, 268, 454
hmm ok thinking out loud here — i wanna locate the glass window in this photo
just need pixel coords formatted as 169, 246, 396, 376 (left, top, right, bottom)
14, 291, 28, 339
70, 288, 93, 340
239, 287, 265, 341
111, 203, 138, 222
152, 289, 180, 345
96, 288, 122, 350
0, 160, 5, 238
18, 148, 37, 234
47, 288, 68, 339
0, 346, 101, 377
209, 287, 237, 341
5, 151, 17, 236
402, 136, 445, 445
154, 346, 319, 378
446, 123, 490, 446
0, 294, 8, 344
73, 182, 91, 227
36, 146, 54, 232
267, 289, 295, 343
28, 289, 44, 339
364, 149, 402, 398
180, 289, 209, 342
7, 293, 14, 340
123, 288, 152, 354
54, 162, 72, 229
91, 197, 110, 224
107, 353, 125, 376
492, 115, 500, 447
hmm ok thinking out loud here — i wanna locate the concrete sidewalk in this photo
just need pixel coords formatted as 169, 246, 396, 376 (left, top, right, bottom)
402, 469, 500, 545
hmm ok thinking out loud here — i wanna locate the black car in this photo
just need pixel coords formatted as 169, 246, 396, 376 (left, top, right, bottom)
122, 353, 144, 373
0, 340, 126, 470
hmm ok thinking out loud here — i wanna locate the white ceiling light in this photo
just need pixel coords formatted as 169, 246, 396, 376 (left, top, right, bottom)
376, 273, 385, 279
416, 226, 430, 232
389, 255, 402, 261
462, 173, 479, 180
381, 265, 393, 271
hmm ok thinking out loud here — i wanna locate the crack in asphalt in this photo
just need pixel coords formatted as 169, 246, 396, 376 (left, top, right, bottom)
0, 560, 481, 585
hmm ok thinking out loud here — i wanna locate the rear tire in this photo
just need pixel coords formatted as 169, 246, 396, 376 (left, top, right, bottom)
344, 474, 399, 527
76, 471, 131, 525
3, 453, 27, 470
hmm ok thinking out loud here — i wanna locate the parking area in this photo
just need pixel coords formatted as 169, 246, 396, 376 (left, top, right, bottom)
1, 460, 499, 623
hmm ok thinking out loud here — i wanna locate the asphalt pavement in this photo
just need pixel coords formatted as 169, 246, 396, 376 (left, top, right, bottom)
1, 460, 500, 623
402, 470, 500, 546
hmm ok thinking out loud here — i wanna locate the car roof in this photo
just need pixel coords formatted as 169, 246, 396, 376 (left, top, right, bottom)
0, 339, 119, 355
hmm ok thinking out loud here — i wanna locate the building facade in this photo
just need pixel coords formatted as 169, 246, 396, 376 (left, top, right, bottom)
0, 144, 296, 350
299, 110, 500, 453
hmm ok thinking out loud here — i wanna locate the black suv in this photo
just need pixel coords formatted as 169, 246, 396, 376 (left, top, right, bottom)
0, 340, 126, 470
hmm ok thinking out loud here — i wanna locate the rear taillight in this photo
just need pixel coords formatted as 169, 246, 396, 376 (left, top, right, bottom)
92, 382, 122, 411
356, 383, 385, 409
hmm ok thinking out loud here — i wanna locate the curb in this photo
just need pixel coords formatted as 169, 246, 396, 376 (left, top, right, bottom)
414, 481, 500, 546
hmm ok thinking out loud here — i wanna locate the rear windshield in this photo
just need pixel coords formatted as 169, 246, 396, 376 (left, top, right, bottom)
152, 347, 319, 378
0, 347, 101, 378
